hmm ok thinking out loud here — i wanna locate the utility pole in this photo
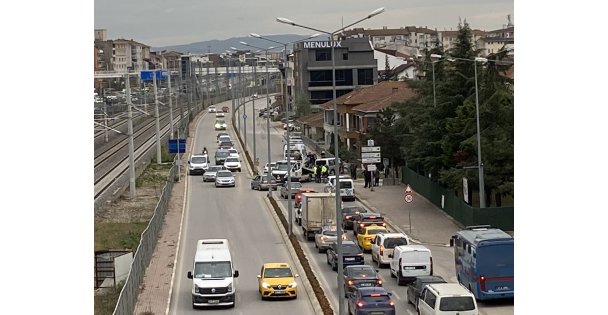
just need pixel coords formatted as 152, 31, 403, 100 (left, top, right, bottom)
237, 59, 242, 135
168, 71, 174, 139
153, 72, 162, 164
252, 63, 257, 162
125, 73, 136, 198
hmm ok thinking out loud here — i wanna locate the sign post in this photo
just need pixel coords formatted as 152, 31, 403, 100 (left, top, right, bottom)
404, 184, 414, 233
361, 143, 381, 191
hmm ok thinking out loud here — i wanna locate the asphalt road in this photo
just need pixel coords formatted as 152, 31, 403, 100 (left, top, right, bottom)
168, 99, 316, 315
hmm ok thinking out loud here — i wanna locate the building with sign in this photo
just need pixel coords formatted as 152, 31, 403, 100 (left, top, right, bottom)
292, 37, 378, 108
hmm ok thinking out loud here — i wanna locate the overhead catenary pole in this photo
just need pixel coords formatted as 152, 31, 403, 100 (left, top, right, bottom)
252, 63, 257, 162
168, 71, 174, 138
265, 50, 273, 198
125, 73, 136, 198
153, 72, 162, 163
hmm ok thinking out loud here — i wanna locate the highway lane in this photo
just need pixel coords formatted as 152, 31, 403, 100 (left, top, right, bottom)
241, 107, 514, 315
168, 99, 315, 315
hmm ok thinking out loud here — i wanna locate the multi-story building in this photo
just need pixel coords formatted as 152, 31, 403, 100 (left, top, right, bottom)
478, 15, 514, 56
292, 37, 378, 108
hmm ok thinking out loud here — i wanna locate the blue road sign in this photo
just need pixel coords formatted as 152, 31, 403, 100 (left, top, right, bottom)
168, 138, 186, 154
141, 70, 168, 81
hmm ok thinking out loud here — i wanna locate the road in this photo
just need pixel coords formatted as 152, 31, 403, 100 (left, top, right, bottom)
238, 99, 514, 315
168, 98, 316, 315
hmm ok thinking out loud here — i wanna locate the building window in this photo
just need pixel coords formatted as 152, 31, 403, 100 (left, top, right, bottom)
335, 69, 353, 86
315, 49, 331, 61
357, 69, 373, 85
343, 53, 348, 60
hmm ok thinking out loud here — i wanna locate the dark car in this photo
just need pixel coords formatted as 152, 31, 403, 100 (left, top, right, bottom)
222, 106, 229, 112
214, 149, 231, 165
326, 240, 364, 271
250, 175, 277, 191
406, 275, 447, 308
342, 206, 367, 230
354, 213, 386, 236
342, 265, 383, 298
216, 132, 229, 140
347, 287, 395, 315
218, 141, 234, 150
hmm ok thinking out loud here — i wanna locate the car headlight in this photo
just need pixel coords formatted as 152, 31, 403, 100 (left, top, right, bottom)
194, 284, 199, 291
288, 281, 297, 288
228, 283, 233, 292
262, 282, 270, 288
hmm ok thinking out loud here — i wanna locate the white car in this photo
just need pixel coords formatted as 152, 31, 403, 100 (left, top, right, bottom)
215, 112, 225, 118
228, 148, 239, 158
223, 157, 242, 172
215, 119, 227, 131
203, 165, 226, 182
263, 162, 277, 173
371, 232, 410, 268
188, 154, 209, 175
215, 170, 236, 187
208, 106, 217, 113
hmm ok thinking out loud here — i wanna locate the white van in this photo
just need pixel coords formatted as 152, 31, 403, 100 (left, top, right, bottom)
188, 154, 209, 175
325, 175, 355, 201
418, 283, 478, 315
389, 245, 433, 285
187, 239, 240, 308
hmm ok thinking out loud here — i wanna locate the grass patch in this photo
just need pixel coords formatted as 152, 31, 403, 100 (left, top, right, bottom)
94, 281, 124, 315
95, 222, 149, 252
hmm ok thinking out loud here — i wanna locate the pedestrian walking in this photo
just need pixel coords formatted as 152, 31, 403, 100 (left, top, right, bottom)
363, 167, 371, 188
374, 169, 380, 186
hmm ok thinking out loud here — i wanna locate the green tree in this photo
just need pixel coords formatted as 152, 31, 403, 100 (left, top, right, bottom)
368, 106, 404, 172
294, 93, 312, 117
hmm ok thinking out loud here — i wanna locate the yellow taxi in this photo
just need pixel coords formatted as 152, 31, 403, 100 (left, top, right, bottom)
357, 225, 388, 252
257, 263, 299, 300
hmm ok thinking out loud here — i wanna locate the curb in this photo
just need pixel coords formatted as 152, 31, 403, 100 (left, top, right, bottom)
262, 197, 325, 315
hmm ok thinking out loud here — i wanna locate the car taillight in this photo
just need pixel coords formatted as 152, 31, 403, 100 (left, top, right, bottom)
347, 280, 354, 285
480, 275, 486, 291
389, 300, 395, 306
377, 279, 383, 285
345, 215, 351, 220
357, 301, 364, 308
360, 223, 364, 227
380, 245, 384, 255
365, 237, 372, 241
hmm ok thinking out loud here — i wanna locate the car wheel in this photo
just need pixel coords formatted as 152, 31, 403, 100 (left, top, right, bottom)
397, 273, 404, 286
238, 168, 241, 172
390, 269, 396, 278
326, 253, 331, 265
251, 184, 254, 190
407, 288, 413, 304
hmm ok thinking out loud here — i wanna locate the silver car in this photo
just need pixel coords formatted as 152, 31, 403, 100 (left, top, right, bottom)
315, 226, 338, 253
215, 170, 236, 187
203, 165, 226, 182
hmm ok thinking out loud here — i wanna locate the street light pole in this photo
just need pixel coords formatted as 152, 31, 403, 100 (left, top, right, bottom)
153, 72, 162, 163
276, 8, 385, 315
252, 63, 257, 163
473, 58, 486, 208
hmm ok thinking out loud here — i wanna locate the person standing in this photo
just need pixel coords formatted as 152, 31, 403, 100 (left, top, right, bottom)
363, 166, 371, 188
350, 163, 357, 180
312, 165, 318, 182
374, 169, 380, 187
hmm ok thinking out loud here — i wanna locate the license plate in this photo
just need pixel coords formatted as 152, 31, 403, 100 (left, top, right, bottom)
345, 257, 355, 261
359, 283, 372, 287
274, 290, 286, 294
208, 300, 219, 304
495, 286, 509, 291
370, 312, 384, 315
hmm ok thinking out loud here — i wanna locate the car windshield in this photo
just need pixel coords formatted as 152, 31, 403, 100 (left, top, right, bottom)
216, 120, 225, 124
342, 243, 361, 254
343, 207, 365, 215
216, 151, 230, 158
288, 182, 302, 189
207, 166, 223, 172
439, 296, 476, 311
193, 261, 232, 278
191, 156, 207, 163
263, 267, 293, 278
225, 157, 239, 162
220, 136, 231, 142
347, 267, 376, 277
229, 149, 237, 153
217, 172, 233, 178
366, 228, 385, 235
276, 162, 290, 171
323, 229, 337, 236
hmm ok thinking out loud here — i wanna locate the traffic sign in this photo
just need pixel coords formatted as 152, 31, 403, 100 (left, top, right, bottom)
362, 158, 381, 164
404, 194, 413, 203
168, 138, 186, 154
361, 152, 381, 158
361, 146, 381, 153
367, 139, 375, 146
140, 70, 168, 81
366, 164, 377, 171
243, 114, 247, 119
404, 184, 413, 194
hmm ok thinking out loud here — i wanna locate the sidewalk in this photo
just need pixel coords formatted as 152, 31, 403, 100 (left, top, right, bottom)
353, 177, 462, 246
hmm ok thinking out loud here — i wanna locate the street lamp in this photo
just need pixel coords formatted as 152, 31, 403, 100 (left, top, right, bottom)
276, 8, 385, 315
239, 42, 280, 187
249, 33, 320, 238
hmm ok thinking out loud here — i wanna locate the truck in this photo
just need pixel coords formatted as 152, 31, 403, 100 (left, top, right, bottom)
300, 192, 338, 240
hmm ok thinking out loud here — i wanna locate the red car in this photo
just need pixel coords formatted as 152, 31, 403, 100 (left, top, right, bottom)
222, 106, 229, 113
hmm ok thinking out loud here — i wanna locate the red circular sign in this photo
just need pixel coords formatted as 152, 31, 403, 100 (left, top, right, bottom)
404, 195, 413, 203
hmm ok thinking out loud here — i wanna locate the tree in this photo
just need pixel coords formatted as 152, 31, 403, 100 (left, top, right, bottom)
368, 107, 403, 176
294, 93, 312, 117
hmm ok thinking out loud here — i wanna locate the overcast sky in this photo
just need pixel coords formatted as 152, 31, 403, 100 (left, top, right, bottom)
94, 0, 514, 48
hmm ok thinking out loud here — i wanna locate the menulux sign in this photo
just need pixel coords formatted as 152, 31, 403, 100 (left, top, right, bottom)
302, 41, 342, 49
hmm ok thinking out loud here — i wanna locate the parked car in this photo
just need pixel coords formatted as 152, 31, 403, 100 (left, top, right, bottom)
406, 275, 447, 308
314, 226, 338, 253
257, 262, 299, 300
341, 206, 367, 230
347, 287, 395, 315
250, 175, 278, 191
215, 170, 236, 187
342, 265, 383, 298
326, 240, 364, 271
203, 165, 226, 182
279, 181, 303, 199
